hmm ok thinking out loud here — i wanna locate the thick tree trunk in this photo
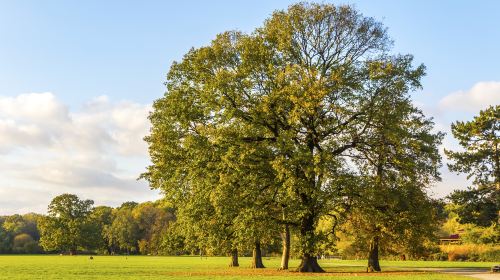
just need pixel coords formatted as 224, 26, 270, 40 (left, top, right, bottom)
296, 211, 324, 272
229, 248, 239, 267
295, 134, 325, 273
367, 235, 381, 272
279, 224, 290, 270
251, 241, 265, 268
297, 254, 324, 272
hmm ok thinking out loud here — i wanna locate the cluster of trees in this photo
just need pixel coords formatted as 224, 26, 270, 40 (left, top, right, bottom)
141, 3, 445, 272
0, 101, 497, 263
0, 213, 43, 253
35, 194, 176, 255
140, 3, 498, 272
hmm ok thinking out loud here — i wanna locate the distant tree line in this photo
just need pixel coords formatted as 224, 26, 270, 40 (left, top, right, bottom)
0, 197, 179, 255
0, 187, 496, 261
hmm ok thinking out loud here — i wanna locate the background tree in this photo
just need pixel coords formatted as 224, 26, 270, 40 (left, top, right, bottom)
0, 219, 11, 253
12, 233, 41, 253
445, 105, 499, 226
3, 213, 43, 253
349, 78, 442, 271
133, 201, 175, 255
38, 194, 94, 254
90, 206, 114, 254
21, 213, 42, 241
107, 207, 140, 254
3, 215, 27, 237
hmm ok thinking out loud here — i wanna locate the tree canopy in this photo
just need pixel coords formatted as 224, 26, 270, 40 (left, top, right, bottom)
445, 105, 500, 226
38, 194, 95, 254
142, 2, 438, 272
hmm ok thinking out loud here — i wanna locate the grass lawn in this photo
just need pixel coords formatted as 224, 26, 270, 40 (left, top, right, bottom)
0, 255, 495, 279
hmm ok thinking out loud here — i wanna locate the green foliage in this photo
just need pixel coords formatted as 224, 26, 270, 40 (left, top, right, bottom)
132, 202, 176, 255
3, 215, 26, 236
12, 233, 42, 253
0, 195, 179, 256
107, 208, 140, 254
445, 105, 500, 226
319, 62, 442, 265
0, 225, 11, 253
478, 249, 500, 262
440, 244, 500, 262
448, 187, 499, 227
445, 105, 500, 188
461, 223, 500, 245
90, 206, 114, 253
38, 194, 95, 253
141, 4, 431, 270
0, 213, 43, 253
119, 202, 139, 210
160, 222, 186, 255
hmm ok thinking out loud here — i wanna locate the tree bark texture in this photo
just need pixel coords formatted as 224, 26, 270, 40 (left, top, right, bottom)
296, 211, 325, 272
229, 248, 239, 267
297, 254, 324, 272
251, 241, 265, 268
367, 235, 381, 272
279, 224, 290, 270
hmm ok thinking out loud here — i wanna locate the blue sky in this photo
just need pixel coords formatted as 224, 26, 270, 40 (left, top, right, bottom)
1, 1, 499, 214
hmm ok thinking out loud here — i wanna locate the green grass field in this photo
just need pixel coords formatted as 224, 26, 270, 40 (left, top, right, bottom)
0, 255, 495, 279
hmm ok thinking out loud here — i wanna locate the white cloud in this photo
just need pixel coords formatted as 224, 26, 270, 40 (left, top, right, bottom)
0, 119, 53, 151
0, 92, 157, 214
0, 92, 69, 122
439, 81, 500, 112
418, 81, 499, 198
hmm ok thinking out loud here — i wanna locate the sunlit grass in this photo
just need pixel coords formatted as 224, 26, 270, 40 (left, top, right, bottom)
0, 255, 493, 279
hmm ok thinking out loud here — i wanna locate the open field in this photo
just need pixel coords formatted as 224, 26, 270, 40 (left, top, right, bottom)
0, 256, 496, 280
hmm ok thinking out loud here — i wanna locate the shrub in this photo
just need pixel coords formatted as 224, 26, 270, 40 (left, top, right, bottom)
429, 252, 448, 261
461, 224, 500, 245
447, 252, 466, 261
440, 244, 500, 262
479, 250, 500, 262
12, 233, 42, 253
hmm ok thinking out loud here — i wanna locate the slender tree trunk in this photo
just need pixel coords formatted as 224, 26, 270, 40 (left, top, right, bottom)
367, 235, 381, 272
229, 248, 239, 267
279, 224, 290, 270
296, 211, 324, 272
251, 241, 265, 268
